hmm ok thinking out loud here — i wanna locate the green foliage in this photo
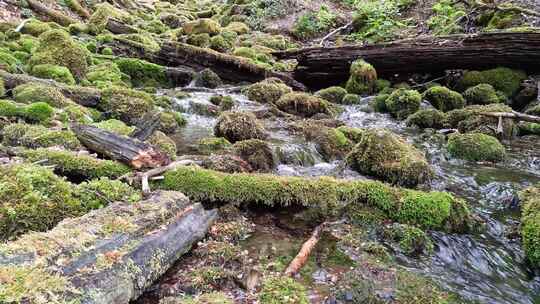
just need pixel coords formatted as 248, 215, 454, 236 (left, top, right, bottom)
350, 0, 411, 43
245, 0, 294, 31
77, 177, 140, 210
422, 86, 465, 112
385, 88, 421, 119
0, 99, 20, 117
292, 5, 336, 40
30, 64, 76, 85
0, 48, 20, 72
99, 86, 154, 124
372, 93, 390, 112
463, 84, 501, 105
342, 93, 361, 105
315, 86, 348, 104
406, 109, 446, 129
115, 58, 169, 88
447, 133, 506, 162
259, 277, 309, 304
427, 0, 466, 35
2, 123, 81, 149
520, 184, 540, 268
243, 78, 292, 104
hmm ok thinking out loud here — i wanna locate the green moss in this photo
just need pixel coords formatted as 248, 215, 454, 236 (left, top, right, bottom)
422, 86, 465, 112
375, 78, 391, 92
68, 23, 89, 35
186, 33, 211, 48
0, 265, 70, 302
92, 119, 135, 136
214, 111, 266, 143
303, 126, 353, 161
396, 270, 458, 304
445, 104, 516, 139
345, 59, 377, 95
486, 11, 519, 30
157, 111, 181, 134
233, 46, 258, 59
0, 99, 20, 117
115, 33, 160, 52
447, 132, 506, 162
60, 104, 93, 124
197, 137, 232, 154
147, 131, 177, 160
342, 93, 361, 105
28, 29, 89, 81
209, 34, 232, 52
210, 95, 235, 111
183, 18, 221, 35
518, 122, 540, 136
372, 93, 389, 112
406, 109, 445, 129
520, 184, 540, 268
259, 276, 308, 304
88, 3, 131, 34
86, 62, 128, 88
275, 92, 330, 117
225, 21, 250, 34
3, 123, 80, 149
76, 177, 140, 210
13, 82, 70, 108
20, 19, 52, 36
385, 89, 421, 119
382, 223, 433, 255
99, 86, 154, 124
22, 102, 54, 123
30, 64, 75, 85
233, 139, 275, 172
0, 48, 20, 72
347, 128, 432, 187
22, 148, 130, 180
457, 67, 527, 97
292, 5, 336, 40
0, 163, 83, 240
194, 68, 222, 88
243, 78, 292, 104
315, 86, 347, 104
463, 84, 501, 105
114, 57, 170, 88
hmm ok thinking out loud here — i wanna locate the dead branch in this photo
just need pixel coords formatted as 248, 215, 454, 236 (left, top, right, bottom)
284, 222, 327, 277
474, 0, 540, 17
479, 110, 540, 123
319, 21, 353, 46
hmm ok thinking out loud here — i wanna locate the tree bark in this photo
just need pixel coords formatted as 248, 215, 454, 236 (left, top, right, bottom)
284, 223, 326, 277
106, 18, 139, 34
130, 112, 160, 141
72, 124, 171, 169
0, 191, 217, 304
273, 32, 540, 89
27, 0, 78, 26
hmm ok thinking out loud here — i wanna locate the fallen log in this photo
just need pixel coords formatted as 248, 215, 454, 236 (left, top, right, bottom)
284, 222, 326, 276
106, 17, 139, 34
130, 112, 161, 141
72, 124, 171, 169
479, 111, 540, 124
273, 32, 540, 89
0, 70, 101, 107
0, 191, 217, 304
27, 0, 78, 26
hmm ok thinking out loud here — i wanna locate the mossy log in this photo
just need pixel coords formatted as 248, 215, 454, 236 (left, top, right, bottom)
274, 32, 540, 89
106, 18, 139, 34
0, 70, 100, 106
0, 191, 217, 303
72, 124, 171, 169
27, 0, 78, 26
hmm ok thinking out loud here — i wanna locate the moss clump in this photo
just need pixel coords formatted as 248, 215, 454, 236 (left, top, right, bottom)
92, 119, 134, 136
315, 86, 348, 104
444, 103, 514, 134
13, 82, 70, 108
99, 86, 154, 125
275, 92, 330, 117
422, 86, 465, 112
0, 49, 19, 72
88, 3, 131, 34
209, 34, 233, 52
198, 137, 232, 154
463, 84, 501, 105
259, 276, 308, 304
0, 99, 20, 117
447, 132, 506, 162
518, 122, 540, 136
0, 265, 69, 303
520, 184, 540, 268
210, 95, 235, 111
147, 131, 177, 160
30, 64, 75, 85
214, 111, 266, 143
20, 19, 52, 36
22, 148, 130, 180
342, 93, 361, 105
382, 223, 433, 255
157, 111, 182, 134
385, 89, 421, 119
302, 126, 354, 161
115, 33, 160, 52
0, 163, 83, 240
183, 18, 221, 35
2, 123, 80, 149
457, 67, 527, 97
233, 139, 275, 172
225, 21, 250, 34
347, 129, 432, 187
186, 33, 211, 48
86, 62, 128, 88
194, 68, 222, 89
28, 29, 89, 81
406, 109, 445, 129
0, 78, 5, 97
115, 58, 169, 88
345, 59, 377, 95
372, 93, 389, 112
157, 167, 471, 231
22, 102, 54, 123
68, 23, 89, 35
77, 177, 140, 210
243, 78, 292, 104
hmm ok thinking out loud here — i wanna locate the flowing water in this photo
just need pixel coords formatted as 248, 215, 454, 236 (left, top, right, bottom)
163, 87, 540, 304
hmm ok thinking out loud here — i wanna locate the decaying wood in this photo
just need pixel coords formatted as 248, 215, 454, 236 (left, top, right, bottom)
284, 222, 327, 277
479, 111, 540, 124
0, 191, 218, 304
106, 18, 139, 34
273, 32, 540, 89
0, 70, 101, 107
66, 0, 91, 19
130, 112, 161, 141
72, 124, 171, 169
27, 0, 78, 26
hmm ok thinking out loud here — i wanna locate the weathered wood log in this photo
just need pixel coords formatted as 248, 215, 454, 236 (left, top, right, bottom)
106, 38, 307, 91
130, 112, 161, 141
72, 124, 171, 169
0, 191, 218, 304
106, 18, 139, 34
274, 32, 540, 89
65, 0, 91, 19
0, 70, 101, 107
284, 222, 326, 277
479, 111, 540, 123
27, 0, 78, 26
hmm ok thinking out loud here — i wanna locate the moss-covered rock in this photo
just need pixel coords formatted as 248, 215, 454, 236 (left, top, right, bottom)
518, 122, 540, 136
463, 84, 501, 105
28, 29, 89, 81
86, 62, 128, 88
347, 129, 432, 187
76, 177, 140, 210
158, 111, 184, 134
233, 139, 274, 172
520, 184, 540, 268
457, 67, 526, 97
186, 33, 211, 47
22, 102, 54, 123
342, 93, 361, 105
194, 68, 222, 88
0, 77, 5, 97
372, 93, 389, 112
446, 132, 506, 162
2, 123, 80, 149
92, 119, 134, 136
210, 95, 235, 111
345, 59, 377, 95
275, 92, 330, 117
444, 104, 516, 139
224, 21, 250, 34
381, 223, 433, 256
243, 78, 292, 104
259, 277, 308, 304
315, 86, 347, 104
0, 48, 19, 72
13, 82, 70, 108
88, 3, 131, 34
214, 111, 266, 143
183, 18, 221, 35
422, 86, 465, 112
147, 131, 177, 160
406, 109, 445, 129
301, 125, 354, 161
20, 19, 52, 36
30, 64, 75, 85
99, 86, 154, 125
385, 89, 421, 119
209, 34, 233, 52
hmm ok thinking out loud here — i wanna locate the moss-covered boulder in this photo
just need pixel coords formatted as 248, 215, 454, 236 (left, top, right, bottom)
2, 123, 80, 149
275, 92, 330, 117
88, 3, 131, 34
183, 18, 221, 35
86, 62, 128, 88
345, 59, 377, 95
92, 119, 134, 136
520, 184, 540, 268
444, 104, 516, 139
28, 29, 89, 81
147, 131, 177, 160
0, 48, 19, 72
347, 129, 432, 187
243, 78, 292, 104
381, 223, 433, 256
224, 21, 250, 34
30, 64, 75, 85
197, 137, 232, 154
385, 89, 422, 119
406, 109, 445, 129
115, 58, 169, 88
422, 86, 465, 112
315, 86, 348, 104
214, 111, 266, 143
209, 34, 233, 52
99, 86, 154, 125
301, 125, 354, 161
446, 133, 506, 162
194, 68, 222, 88
457, 67, 526, 97
233, 139, 275, 172
342, 93, 361, 105
76, 177, 140, 210
13, 82, 70, 108
22, 102, 55, 123
463, 84, 501, 105
20, 19, 52, 36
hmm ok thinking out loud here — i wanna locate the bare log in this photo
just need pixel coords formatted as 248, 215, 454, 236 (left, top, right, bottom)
0, 70, 100, 107
479, 111, 540, 124
72, 124, 171, 169
284, 222, 326, 276
27, 0, 78, 26
273, 32, 540, 89
0, 191, 218, 304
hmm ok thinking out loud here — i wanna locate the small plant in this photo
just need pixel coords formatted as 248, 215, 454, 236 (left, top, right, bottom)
259, 276, 309, 304
292, 5, 337, 40
349, 0, 411, 43
427, 0, 466, 36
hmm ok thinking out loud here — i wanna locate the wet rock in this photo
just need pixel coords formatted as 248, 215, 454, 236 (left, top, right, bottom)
233, 139, 275, 172
214, 111, 267, 143
275, 92, 330, 118
315, 86, 348, 104
201, 154, 253, 173
345, 59, 377, 95
194, 68, 222, 88
243, 78, 293, 104
422, 86, 465, 112
446, 132, 506, 162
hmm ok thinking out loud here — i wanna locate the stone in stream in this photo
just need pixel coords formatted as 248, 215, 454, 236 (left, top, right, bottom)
214, 111, 267, 143
0, 191, 217, 303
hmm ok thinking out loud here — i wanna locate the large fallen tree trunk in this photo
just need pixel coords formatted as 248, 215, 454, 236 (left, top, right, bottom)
273, 32, 540, 89
106, 38, 307, 91
27, 0, 78, 26
0, 191, 217, 304
72, 124, 171, 169
0, 70, 101, 106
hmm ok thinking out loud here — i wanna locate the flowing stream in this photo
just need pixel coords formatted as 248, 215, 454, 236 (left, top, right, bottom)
161, 87, 540, 303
